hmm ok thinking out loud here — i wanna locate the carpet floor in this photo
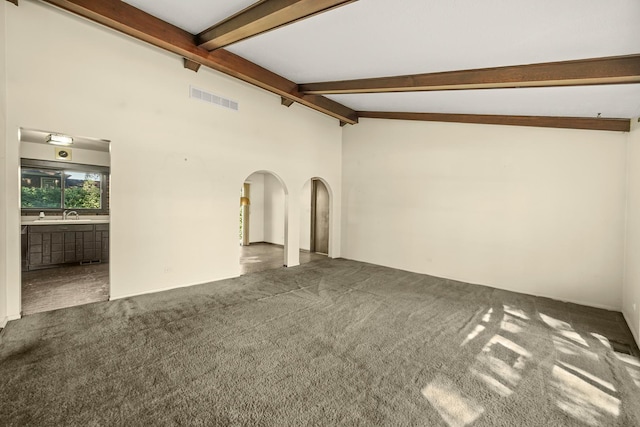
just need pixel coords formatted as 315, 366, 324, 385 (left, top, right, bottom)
1, 259, 639, 426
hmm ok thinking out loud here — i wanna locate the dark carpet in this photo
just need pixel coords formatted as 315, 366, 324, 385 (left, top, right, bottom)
1, 259, 639, 426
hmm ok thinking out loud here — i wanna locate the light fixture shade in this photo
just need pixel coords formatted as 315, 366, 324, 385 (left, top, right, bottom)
240, 197, 250, 206
46, 134, 73, 146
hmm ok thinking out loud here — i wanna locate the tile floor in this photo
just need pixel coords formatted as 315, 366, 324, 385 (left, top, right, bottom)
240, 242, 327, 275
21, 263, 110, 315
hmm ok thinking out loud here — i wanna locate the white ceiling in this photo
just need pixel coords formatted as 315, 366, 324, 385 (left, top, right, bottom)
122, 0, 258, 34
328, 84, 640, 118
122, 0, 640, 119
20, 128, 110, 152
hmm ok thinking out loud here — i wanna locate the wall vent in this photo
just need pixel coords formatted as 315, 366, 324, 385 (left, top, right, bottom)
190, 86, 239, 112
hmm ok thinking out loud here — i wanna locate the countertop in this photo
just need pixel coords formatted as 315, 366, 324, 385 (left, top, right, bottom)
22, 217, 110, 226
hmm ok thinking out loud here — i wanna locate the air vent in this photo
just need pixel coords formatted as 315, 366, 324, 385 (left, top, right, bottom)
190, 86, 239, 112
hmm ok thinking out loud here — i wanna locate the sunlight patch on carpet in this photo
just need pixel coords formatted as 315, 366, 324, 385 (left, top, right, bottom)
461, 306, 533, 399
469, 367, 512, 397
552, 336, 599, 361
552, 364, 620, 426
422, 376, 484, 427
503, 304, 529, 321
540, 313, 589, 346
591, 333, 612, 349
500, 313, 526, 334
461, 325, 485, 347
615, 352, 640, 388
461, 307, 493, 347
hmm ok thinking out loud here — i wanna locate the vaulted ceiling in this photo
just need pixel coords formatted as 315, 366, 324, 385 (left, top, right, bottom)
38, 0, 640, 131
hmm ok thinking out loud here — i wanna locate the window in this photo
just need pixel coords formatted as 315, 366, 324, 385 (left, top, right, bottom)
21, 169, 63, 208
64, 171, 103, 209
21, 159, 109, 213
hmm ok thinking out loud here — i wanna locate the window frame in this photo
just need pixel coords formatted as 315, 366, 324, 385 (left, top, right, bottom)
20, 158, 110, 215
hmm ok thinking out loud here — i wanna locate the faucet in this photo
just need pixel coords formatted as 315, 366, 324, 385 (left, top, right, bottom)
63, 210, 79, 220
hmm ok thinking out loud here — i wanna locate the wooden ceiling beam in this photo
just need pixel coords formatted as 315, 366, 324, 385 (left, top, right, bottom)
41, 0, 358, 124
300, 55, 640, 94
281, 97, 294, 107
183, 58, 201, 73
357, 111, 631, 132
197, 0, 357, 51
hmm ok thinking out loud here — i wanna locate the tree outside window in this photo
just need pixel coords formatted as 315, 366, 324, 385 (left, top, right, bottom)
20, 161, 109, 212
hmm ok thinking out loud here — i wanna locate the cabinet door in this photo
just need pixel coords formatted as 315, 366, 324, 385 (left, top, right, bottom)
64, 231, 77, 263
28, 231, 43, 266
75, 232, 84, 261
27, 224, 95, 268
50, 232, 64, 264
83, 230, 96, 261
95, 225, 109, 261
42, 232, 51, 265
21, 226, 28, 272
102, 230, 109, 261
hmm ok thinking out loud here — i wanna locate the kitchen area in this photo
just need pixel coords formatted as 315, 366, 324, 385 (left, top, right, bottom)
19, 128, 110, 315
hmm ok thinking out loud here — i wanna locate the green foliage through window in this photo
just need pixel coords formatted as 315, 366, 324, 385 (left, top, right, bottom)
21, 187, 62, 208
64, 174, 101, 209
21, 165, 107, 211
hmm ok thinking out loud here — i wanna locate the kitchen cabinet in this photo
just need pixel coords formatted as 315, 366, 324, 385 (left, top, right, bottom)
26, 224, 109, 270
95, 224, 109, 262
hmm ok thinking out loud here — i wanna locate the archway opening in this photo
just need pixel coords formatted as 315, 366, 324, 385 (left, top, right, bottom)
239, 171, 288, 275
300, 177, 331, 263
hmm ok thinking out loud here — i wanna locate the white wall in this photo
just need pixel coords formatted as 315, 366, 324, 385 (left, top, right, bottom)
20, 141, 110, 167
0, 1, 8, 328
3, 1, 342, 313
263, 173, 286, 245
300, 179, 312, 251
342, 118, 627, 310
624, 118, 640, 345
246, 172, 264, 243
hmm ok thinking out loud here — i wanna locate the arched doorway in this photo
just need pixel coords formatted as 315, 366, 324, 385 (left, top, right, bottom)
300, 177, 331, 262
239, 171, 288, 274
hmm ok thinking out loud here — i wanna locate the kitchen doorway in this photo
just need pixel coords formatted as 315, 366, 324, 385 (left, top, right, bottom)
19, 128, 111, 315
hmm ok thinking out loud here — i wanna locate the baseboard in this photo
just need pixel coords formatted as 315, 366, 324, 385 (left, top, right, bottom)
340, 256, 623, 312
248, 241, 284, 248
110, 273, 240, 301
623, 310, 640, 349
1, 313, 21, 329
528, 292, 621, 312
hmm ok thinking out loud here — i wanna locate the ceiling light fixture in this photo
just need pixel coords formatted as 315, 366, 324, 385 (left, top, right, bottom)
46, 134, 73, 146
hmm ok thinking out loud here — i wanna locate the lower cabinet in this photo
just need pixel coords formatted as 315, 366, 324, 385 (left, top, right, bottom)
95, 224, 110, 262
26, 224, 109, 270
